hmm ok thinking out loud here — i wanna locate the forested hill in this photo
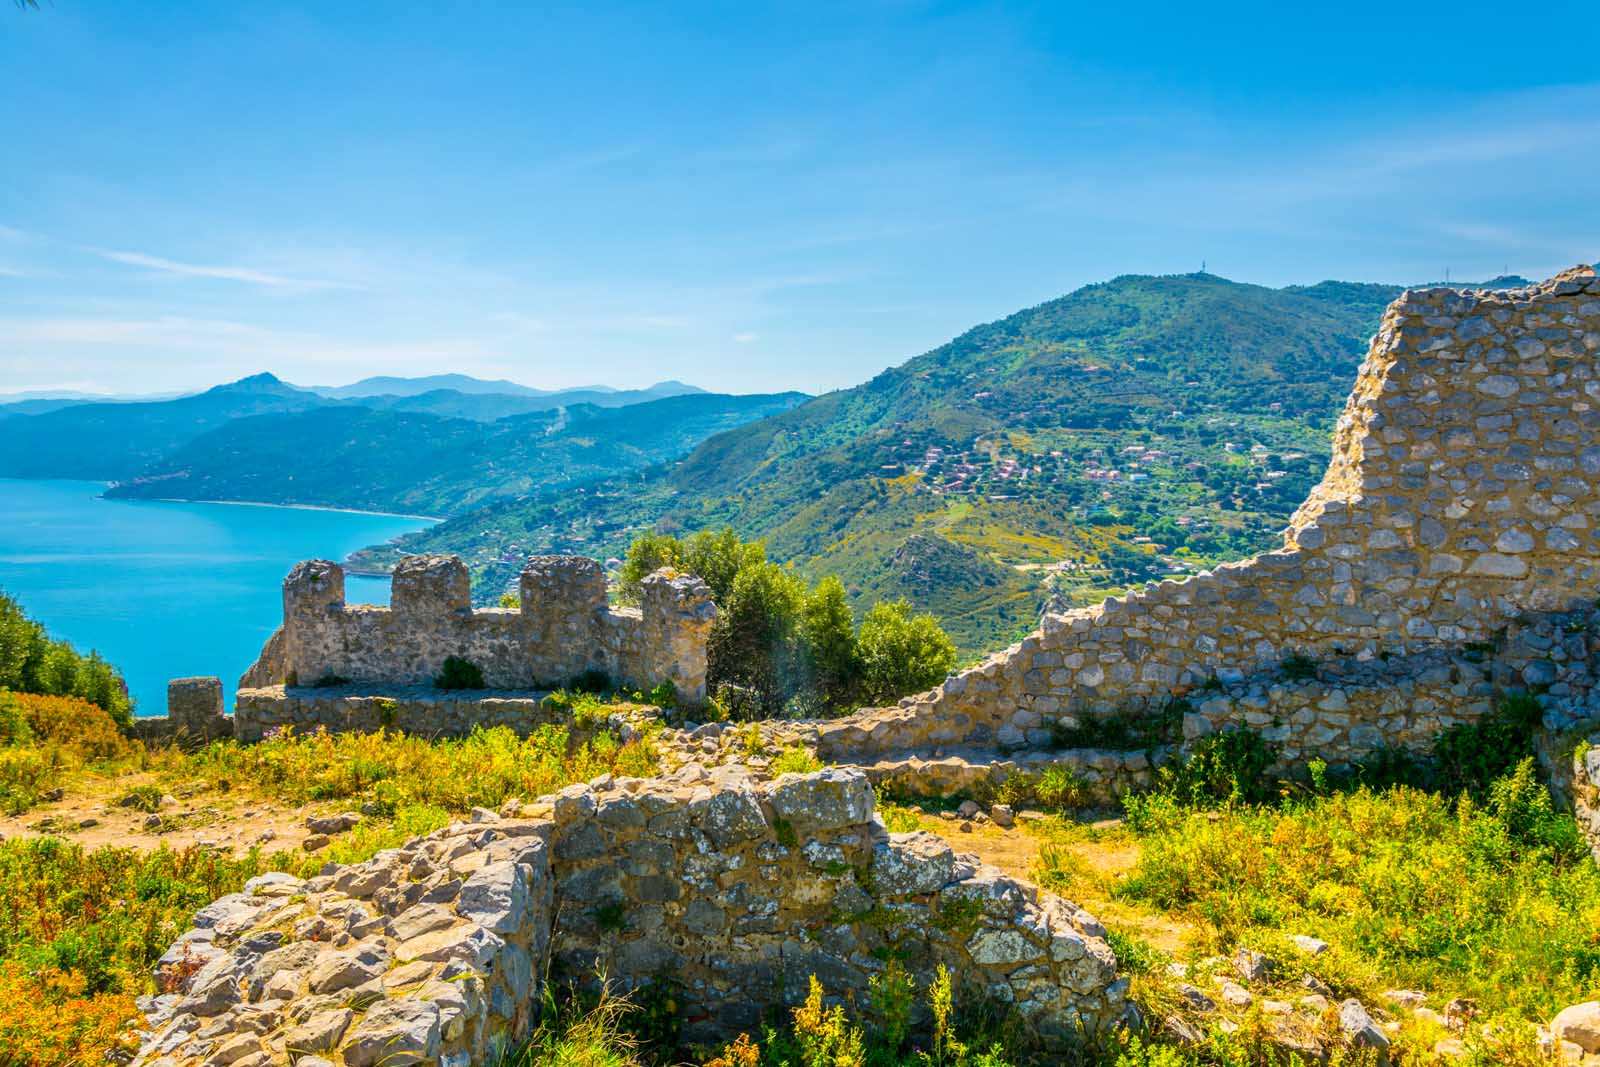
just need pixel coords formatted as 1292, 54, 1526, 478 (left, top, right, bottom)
354, 272, 1404, 653
105, 391, 807, 517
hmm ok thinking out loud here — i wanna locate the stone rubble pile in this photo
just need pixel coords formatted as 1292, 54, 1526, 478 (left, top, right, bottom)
130, 766, 1126, 1066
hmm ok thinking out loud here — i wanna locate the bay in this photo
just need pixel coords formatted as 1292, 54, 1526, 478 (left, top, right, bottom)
0, 479, 433, 715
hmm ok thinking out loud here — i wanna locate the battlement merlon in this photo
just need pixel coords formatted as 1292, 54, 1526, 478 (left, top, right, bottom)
392, 553, 472, 615
282, 558, 345, 618
519, 554, 608, 616
640, 569, 717, 702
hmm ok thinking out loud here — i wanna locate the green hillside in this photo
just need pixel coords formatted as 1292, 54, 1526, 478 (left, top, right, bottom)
106, 391, 808, 517
352, 272, 1403, 654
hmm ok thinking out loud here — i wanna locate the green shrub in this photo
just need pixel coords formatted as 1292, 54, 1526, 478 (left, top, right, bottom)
1132, 728, 1274, 815
1035, 765, 1090, 810
0, 590, 132, 726
707, 561, 810, 714
618, 527, 764, 606
984, 765, 1089, 812
116, 784, 164, 814
802, 576, 862, 709
1432, 691, 1543, 800
770, 743, 823, 776
434, 656, 486, 690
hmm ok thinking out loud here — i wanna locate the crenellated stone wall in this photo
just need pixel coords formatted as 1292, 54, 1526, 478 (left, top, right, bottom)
128, 768, 1126, 1066
760, 268, 1600, 772
242, 554, 716, 705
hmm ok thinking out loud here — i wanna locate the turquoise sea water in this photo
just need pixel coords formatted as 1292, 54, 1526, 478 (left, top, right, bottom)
0, 479, 432, 716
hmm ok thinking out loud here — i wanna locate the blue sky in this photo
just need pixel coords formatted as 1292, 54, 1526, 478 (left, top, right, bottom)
2, 2, 1597, 397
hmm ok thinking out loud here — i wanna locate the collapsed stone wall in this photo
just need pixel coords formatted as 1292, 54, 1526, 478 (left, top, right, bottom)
130, 768, 1125, 1066
241, 554, 716, 705
797, 268, 1600, 770
131, 677, 235, 747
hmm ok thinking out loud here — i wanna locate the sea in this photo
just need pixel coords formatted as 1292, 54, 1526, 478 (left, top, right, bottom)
0, 479, 434, 715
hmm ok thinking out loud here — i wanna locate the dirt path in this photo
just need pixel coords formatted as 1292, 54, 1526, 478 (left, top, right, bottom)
0, 771, 336, 854
908, 810, 1196, 957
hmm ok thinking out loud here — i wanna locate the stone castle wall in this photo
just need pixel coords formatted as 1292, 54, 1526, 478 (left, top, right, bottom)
786, 268, 1600, 769
130, 768, 1126, 1067
242, 554, 716, 705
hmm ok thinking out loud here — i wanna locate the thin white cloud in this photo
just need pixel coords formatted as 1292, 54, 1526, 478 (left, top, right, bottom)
732, 331, 759, 344
0, 314, 497, 368
487, 311, 549, 331
94, 248, 362, 291
625, 314, 693, 329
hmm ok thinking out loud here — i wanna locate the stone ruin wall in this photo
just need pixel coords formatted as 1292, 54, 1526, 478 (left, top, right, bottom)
781, 268, 1600, 773
130, 767, 1125, 1067
240, 552, 716, 703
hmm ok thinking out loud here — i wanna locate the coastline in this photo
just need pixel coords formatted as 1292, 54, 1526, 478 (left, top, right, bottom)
111, 493, 444, 523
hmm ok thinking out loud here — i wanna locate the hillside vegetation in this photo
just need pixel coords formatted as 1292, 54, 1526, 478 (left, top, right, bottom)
0, 590, 131, 724
360, 273, 1401, 653
106, 391, 806, 517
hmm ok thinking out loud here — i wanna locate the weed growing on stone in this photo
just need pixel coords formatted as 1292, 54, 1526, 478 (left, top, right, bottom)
435, 654, 487, 690
983, 766, 1091, 812
769, 743, 823, 776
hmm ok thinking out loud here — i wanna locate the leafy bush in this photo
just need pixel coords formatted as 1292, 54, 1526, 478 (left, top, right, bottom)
770, 743, 823, 776
802, 576, 863, 708
983, 765, 1089, 812
434, 655, 486, 690
1431, 691, 1544, 800
707, 561, 810, 713
0, 590, 132, 726
619, 527, 765, 606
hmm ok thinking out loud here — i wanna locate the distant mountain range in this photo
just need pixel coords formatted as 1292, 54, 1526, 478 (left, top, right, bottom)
303, 374, 706, 404
105, 391, 807, 517
0, 372, 801, 515
350, 272, 1409, 652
